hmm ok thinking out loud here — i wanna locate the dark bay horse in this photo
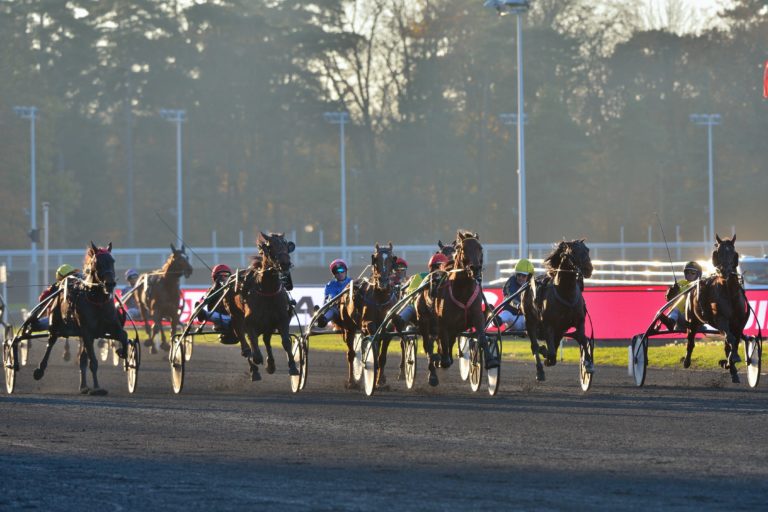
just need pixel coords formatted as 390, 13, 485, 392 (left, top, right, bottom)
418, 230, 496, 386
136, 244, 192, 353
685, 234, 747, 383
521, 239, 594, 382
33, 242, 128, 395
337, 242, 398, 389
225, 232, 297, 382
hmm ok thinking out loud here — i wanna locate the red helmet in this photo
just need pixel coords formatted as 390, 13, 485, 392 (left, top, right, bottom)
394, 257, 408, 269
329, 259, 348, 275
211, 264, 232, 280
428, 253, 449, 268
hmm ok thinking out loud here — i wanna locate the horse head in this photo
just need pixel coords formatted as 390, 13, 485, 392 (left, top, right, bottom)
713, 234, 739, 276
371, 242, 395, 291
168, 243, 193, 278
437, 239, 457, 267
258, 232, 295, 273
546, 239, 593, 278
454, 230, 483, 280
86, 241, 116, 293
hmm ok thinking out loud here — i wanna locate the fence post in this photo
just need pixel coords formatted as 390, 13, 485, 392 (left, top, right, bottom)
212, 230, 219, 265
620, 225, 626, 261
648, 225, 653, 261
675, 225, 681, 261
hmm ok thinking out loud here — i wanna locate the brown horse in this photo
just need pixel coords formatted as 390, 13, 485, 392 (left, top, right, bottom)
685, 234, 747, 383
136, 244, 193, 353
521, 239, 594, 382
416, 230, 496, 387
33, 242, 128, 395
337, 242, 398, 389
225, 232, 297, 382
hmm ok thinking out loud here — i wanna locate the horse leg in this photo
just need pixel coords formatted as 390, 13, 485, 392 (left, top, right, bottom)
397, 338, 406, 381
420, 327, 439, 386
527, 325, 545, 382
139, 304, 152, 345
148, 312, 160, 354
82, 336, 107, 395
78, 340, 89, 393
33, 333, 59, 381
574, 325, 593, 373
376, 336, 391, 390
721, 323, 740, 384
245, 330, 262, 382
683, 323, 698, 369
157, 314, 169, 351
343, 331, 359, 389
62, 337, 71, 361
262, 332, 274, 374
279, 327, 299, 376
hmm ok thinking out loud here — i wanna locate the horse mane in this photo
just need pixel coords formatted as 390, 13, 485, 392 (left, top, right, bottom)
543, 241, 568, 272
160, 252, 177, 273
456, 229, 478, 241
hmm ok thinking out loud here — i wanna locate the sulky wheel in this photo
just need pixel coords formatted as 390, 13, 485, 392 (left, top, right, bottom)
170, 337, 185, 394
362, 336, 378, 397
630, 334, 648, 387
579, 338, 594, 392
458, 336, 471, 382
486, 336, 502, 396
184, 334, 193, 362
403, 335, 417, 390
299, 337, 309, 391
352, 333, 364, 383
744, 335, 762, 389
469, 339, 482, 393
290, 334, 306, 393
3, 340, 17, 394
125, 338, 140, 394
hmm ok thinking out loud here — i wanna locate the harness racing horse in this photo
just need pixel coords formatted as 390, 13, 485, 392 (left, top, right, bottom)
136, 244, 193, 353
685, 234, 747, 383
225, 232, 297, 382
521, 239, 594, 382
33, 242, 129, 395
419, 230, 497, 387
337, 243, 398, 390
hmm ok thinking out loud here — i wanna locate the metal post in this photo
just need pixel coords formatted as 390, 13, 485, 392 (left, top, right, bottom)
160, 109, 186, 243
648, 225, 653, 261
516, 12, 527, 259
14, 106, 38, 306
675, 225, 681, 261
690, 113, 720, 243
43, 202, 49, 281
324, 112, 350, 262
620, 225, 625, 261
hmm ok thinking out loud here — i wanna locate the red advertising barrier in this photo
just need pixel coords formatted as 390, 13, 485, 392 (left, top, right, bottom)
171, 286, 768, 340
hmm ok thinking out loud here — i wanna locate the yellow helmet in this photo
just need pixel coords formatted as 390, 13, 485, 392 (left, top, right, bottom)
56, 264, 76, 281
514, 259, 535, 275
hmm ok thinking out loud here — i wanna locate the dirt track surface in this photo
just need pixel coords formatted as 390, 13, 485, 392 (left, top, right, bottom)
2, 342, 767, 511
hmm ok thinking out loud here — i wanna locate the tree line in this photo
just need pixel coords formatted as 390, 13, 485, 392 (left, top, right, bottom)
1, 0, 765, 252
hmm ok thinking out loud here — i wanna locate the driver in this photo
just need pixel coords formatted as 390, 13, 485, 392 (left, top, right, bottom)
315, 259, 351, 329
496, 259, 535, 332
660, 261, 703, 331
196, 264, 236, 343
31, 264, 81, 331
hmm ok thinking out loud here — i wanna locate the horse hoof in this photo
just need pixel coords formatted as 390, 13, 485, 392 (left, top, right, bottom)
543, 359, 553, 367
89, 388, 108, 396
428, 372, 439, 387
80, 387, 90, 395
731, 373, 741, 384
344, 380, 360, 390
538, 346, 549, 357
266, 359, 275, 374
378, 374, 387, 386
240, 347, 251, 358
253, 351, 264, 365
62, 351, 71, 362
33, 368, 44, 380
718, 359, 728, 369
250, 370, 262, 382
376, 383, 391, 391
536, 368, 545, 382
160, 342, 170, 352
397, 369, 405, 381
288, 365, 300, 376
143, 339, 152, 347
149, 345, 158, 355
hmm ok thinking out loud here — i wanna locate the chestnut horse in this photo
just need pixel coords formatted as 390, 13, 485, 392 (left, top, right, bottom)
337, 242, 398, 389
417, 230, 497, 386
136, 244, 192, 353
225, 232, 297, 382
33, 242, 128, 395
521, 239, 594, 382
685, 234, 747, 383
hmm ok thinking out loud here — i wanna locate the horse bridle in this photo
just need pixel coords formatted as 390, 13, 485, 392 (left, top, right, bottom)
85, 252, 115, 293
455, 237, 483, 280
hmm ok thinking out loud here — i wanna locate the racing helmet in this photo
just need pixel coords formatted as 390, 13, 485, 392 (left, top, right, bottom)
428, 253, 449, 269
684, 261, 703, 275
329, 259, 347, 274
211, 264, 232, 280
125, 268, 139, 280
514, 259, 535, 276
394, 257, 408, 270
56, 264, 76, 281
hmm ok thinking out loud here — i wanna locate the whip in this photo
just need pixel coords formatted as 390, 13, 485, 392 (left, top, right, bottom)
154, 210, 213, 272
655, 212, 677, 284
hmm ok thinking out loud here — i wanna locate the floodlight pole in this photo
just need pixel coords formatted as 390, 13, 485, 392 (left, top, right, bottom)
324, 111, 350, 262
14, 106, 38, 306
486, 1, 530, 259
690, 113, 720, 243
160, 109, 186, 242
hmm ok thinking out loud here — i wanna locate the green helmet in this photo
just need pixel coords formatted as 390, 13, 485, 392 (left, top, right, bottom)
56, 264, 76, 281
514, 259, 535, 275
